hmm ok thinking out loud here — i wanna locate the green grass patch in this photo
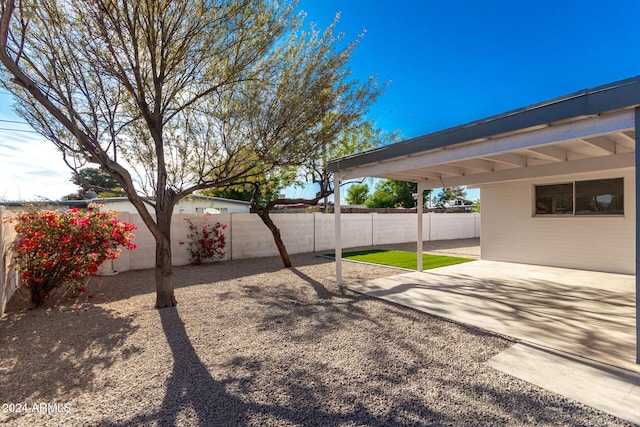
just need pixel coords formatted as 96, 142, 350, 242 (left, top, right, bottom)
326, 249, 474, 270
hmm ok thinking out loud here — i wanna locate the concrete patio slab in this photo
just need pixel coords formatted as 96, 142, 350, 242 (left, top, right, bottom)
348, 260, 637, 372
484, 343, 640, 425
347, 260, 639, 423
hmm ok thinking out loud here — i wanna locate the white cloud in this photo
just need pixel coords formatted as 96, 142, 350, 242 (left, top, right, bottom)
0, 130, 78, 201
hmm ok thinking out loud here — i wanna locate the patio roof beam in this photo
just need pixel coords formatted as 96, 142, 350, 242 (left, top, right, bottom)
451, 159, 495, 171
423, 164, 465, 176
616, 131, 636, 145
329, 78, 640, 174
422, 151, 635, 189
580, 138, 617, 154
526, 146, 568, 161
483, 153, 528, 167
335, 110, 633, 180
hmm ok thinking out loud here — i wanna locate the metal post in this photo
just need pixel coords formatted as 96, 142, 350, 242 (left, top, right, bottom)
334, 174, 342, 287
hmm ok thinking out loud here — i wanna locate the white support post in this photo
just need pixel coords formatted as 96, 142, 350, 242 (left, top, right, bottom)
334, 174, 343, 287
416, 181, 426, 272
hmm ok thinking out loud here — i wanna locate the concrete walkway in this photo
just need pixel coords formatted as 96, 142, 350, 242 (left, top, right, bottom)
347, 260, 640, 423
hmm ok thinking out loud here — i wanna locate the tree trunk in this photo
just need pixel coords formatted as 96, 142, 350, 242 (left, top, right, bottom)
155, 211, 177, 308
258, 212, 292, 268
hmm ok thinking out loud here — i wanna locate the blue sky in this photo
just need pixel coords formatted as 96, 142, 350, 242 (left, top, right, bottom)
1, 0, 640, 201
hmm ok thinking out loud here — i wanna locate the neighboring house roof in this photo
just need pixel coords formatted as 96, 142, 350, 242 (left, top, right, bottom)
92, 195, 250, 206
0, 200, 87, 208
328, 76, 640, 188
1, 195, 250, 208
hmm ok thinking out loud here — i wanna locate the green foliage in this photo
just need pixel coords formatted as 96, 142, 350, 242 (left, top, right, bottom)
199, 187, 253, 202
72, 168, 119, 192
365, 180, 430, 208
433, 186, 469, 208
0, 0, 386, 302
345, 183, 369, 205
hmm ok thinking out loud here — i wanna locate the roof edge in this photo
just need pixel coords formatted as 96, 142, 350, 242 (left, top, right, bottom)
328, 76, 640, 173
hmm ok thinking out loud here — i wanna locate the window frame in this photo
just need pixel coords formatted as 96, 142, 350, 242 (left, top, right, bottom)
533, 178, 624, 217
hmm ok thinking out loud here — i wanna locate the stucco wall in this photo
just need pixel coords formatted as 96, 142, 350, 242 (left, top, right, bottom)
480, 168, 634, 274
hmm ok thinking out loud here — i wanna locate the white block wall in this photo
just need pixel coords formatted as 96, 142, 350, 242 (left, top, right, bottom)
111, 213, 232, 271
430, 213, 479, 241
1, 208, 480, 312
231, 213, 315, 259
314, 213, 374, 251
372, 214, 418, 245
480, 168, 635, 274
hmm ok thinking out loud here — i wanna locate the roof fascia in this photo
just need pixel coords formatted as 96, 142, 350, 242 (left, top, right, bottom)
328, 76, 640, 173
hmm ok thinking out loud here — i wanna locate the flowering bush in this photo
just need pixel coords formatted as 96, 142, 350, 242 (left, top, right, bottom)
181, 217, 226, 265
6, 205, 137, 307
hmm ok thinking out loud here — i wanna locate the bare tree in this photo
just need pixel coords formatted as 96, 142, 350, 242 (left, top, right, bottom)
0, 0, 369, 307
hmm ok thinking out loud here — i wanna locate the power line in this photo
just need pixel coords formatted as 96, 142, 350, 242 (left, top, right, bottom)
0, 118, 28, 125
0, 127, 39, 133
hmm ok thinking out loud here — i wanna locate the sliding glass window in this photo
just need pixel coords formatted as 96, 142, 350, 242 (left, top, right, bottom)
535, 178, 624, 216
535, 183, 573, 215
574, 178, 624, 215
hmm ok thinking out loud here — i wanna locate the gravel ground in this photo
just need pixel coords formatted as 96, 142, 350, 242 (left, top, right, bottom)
0, 246, 631, 426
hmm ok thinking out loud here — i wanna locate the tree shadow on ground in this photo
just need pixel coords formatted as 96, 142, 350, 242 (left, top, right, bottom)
42, 253, 344, 307
360, 271, 636, 369
0, 305, 139, 423
122, 307, 250, 426
102, 307, 444, 426
239, 270, 628, 426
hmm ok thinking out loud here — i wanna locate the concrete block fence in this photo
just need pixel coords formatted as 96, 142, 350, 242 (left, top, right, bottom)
111, 212, 480, 271
1, 210, 479, 313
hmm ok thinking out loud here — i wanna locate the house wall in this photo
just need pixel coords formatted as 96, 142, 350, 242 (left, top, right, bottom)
96, 198, 250, 215
480, 167, 634, 274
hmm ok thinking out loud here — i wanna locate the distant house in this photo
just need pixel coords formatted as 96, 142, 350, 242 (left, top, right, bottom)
92, 195, 250, 214
0, 194, 251, 214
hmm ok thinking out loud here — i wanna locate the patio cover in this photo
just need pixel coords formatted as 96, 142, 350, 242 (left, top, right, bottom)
327, 76, 640, 365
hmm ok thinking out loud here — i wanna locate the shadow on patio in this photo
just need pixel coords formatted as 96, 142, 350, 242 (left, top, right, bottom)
347, 260, 637, 373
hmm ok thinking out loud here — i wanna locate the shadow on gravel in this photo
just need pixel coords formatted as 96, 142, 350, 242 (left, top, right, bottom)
101, 307, 443, 426
73, 253, 339, 306
288, 267, 333, 299
99, 306, 250, 426
0, 306, 139, 405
